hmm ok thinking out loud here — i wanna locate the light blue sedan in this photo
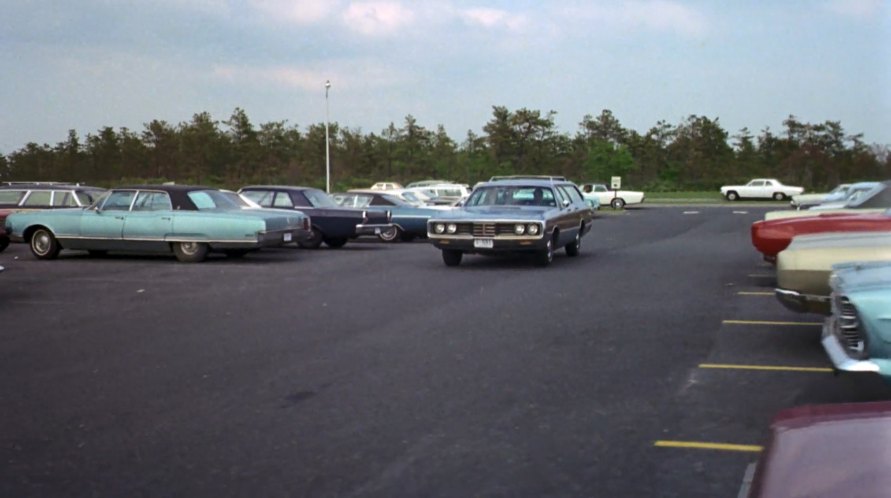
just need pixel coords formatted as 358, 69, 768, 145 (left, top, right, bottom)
4, 185, 310, 262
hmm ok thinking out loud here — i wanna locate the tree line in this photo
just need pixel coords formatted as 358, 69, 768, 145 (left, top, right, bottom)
1, 107, 888, 191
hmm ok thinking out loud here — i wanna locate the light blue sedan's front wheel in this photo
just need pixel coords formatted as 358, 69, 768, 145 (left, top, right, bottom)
173, 241, 209, 263
30, 228, 61, 260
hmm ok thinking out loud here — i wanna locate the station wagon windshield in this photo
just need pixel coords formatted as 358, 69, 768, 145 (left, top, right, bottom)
465, 186, 557, 207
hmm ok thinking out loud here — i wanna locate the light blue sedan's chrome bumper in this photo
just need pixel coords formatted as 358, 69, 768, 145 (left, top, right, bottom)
255, 228, 307, 247
821, 316, 880, 374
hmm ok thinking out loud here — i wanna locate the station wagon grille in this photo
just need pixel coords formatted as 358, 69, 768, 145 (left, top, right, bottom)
473, 223, 496, 237
434, 221, 543, 238
833, 295, 867, 359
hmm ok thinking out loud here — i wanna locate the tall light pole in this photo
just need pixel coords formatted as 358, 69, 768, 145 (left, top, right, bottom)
324, 80, 331, 193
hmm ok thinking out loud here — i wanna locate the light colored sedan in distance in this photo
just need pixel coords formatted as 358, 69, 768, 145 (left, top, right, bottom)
720, 178, 803, 201
579, 183, 645, 209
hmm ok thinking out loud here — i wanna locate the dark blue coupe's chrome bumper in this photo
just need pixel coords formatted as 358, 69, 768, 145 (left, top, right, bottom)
355, 223, 395, 236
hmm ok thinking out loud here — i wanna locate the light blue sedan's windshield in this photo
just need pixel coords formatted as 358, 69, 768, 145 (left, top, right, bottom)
466, 186, 557, 207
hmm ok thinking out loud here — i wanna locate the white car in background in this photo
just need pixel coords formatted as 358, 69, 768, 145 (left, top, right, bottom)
720, 178, 803, 201
579, 183, 645, 209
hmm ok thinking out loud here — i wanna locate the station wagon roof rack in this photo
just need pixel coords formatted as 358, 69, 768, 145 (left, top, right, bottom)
488, 175, 567, 182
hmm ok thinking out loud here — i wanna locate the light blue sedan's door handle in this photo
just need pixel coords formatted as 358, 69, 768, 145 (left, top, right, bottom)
161, 217, 172, 221
115, 216, 125, 220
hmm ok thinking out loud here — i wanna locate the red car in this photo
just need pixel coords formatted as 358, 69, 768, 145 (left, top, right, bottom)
743, 401, 891, 497
751, 211, 891, 262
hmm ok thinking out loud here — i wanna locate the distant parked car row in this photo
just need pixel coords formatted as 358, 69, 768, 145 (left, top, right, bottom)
2, 176, 600, 268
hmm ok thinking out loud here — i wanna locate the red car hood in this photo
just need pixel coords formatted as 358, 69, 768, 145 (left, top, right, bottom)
749, 401, 891, 497
751, 212, 891, 260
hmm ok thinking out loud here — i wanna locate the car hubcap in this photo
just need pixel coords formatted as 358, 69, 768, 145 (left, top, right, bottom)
33, 232, 50, 255
181, 242, 199, 255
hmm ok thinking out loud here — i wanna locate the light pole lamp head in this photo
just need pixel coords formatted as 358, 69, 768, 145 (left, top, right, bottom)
325, 80, 331, 89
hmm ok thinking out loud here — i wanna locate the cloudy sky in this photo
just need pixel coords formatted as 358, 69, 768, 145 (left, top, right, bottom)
1, 0, 889, 153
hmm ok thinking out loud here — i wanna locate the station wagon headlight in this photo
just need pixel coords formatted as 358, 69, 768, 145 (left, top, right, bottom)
514, 224, 526, 235
434, 223, 446, 234
527, 224, 540, 235
447, 223, 458, 234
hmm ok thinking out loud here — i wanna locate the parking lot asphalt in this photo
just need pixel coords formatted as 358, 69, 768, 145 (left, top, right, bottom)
2, 206, 889, 497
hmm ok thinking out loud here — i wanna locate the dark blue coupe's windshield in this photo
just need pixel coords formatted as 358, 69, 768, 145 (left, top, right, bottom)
465, 186, 557, 207
188, 190, 242, 210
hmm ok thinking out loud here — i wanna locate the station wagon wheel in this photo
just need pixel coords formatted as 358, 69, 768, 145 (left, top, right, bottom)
324, 237, 348, 248
535, 234, 555, 267
172, 241, 209, 263
565, 230, 581, 257
30, 228, 61, 260
298, 227, 324, 249
378, 226, 401, 242
725, 191, 739, 201
772, 192, 786, 201
610, 198, 626, 209
442, 249, 462, 267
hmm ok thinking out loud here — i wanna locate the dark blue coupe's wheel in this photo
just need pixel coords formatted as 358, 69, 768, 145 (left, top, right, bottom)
378, 226, 401, 242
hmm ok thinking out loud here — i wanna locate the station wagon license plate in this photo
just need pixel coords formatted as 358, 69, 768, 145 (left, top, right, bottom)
473, 238, 494, 249
283, 233, 292, 242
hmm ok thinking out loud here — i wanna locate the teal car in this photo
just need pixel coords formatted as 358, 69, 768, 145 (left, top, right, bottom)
4, 185, 311, 262
822, 261, 891, 382
427, 177, 594, 267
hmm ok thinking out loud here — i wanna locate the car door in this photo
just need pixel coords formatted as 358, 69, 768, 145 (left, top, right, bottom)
550, 187, 578, 245
78, 190, 134, 249
742, 180, 764, 198
121, 191, 174, 251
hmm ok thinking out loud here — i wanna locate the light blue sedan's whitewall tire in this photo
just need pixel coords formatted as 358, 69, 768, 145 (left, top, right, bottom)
30, 228, 61, 260
173, 241, 209, 262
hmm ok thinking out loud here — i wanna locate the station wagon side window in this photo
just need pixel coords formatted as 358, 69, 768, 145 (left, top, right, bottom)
133, 191, 173, 211
558, 185, 582, 205
0, 190, 26, 205
102, 191, 136, 211
273, 192, 294, 208
52, 191, 78, 207
22, 190, 53, 207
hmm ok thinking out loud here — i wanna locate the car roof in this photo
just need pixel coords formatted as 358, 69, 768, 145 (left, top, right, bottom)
0, 183, 104, 191
240, 185, 319, 192
475, 178, 576, 188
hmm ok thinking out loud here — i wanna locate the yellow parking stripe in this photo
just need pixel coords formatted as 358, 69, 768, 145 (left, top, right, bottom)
737, 291, 773, 296
699, 363, 832, 373
722, 319, 821, 326
654, 440, 763, 452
